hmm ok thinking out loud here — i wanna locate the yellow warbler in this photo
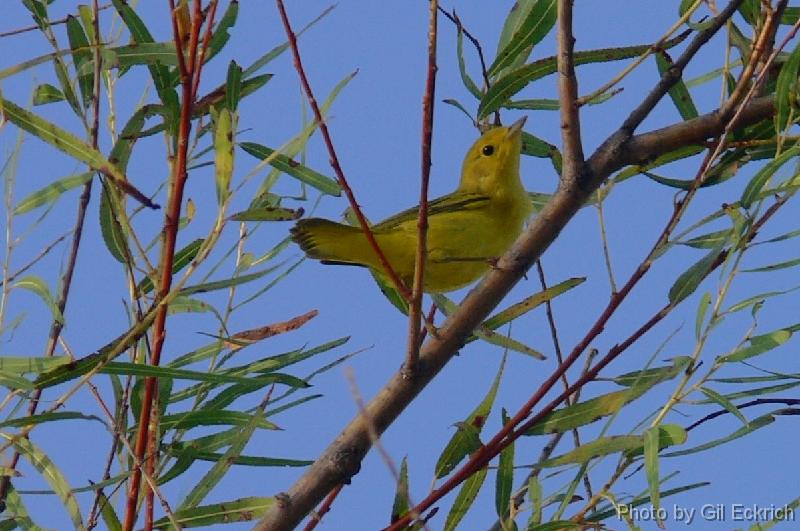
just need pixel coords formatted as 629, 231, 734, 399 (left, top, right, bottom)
290, 117, 531, 293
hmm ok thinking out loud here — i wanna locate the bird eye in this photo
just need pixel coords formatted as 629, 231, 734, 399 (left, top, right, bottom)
481, 145, 495, 156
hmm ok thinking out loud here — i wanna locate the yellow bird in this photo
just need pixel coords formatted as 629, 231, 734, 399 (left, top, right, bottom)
290, 117, 531, 293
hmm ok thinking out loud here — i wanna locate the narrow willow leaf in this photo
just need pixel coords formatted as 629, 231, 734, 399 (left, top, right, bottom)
612, 357, 691, 388
4, 434, 84, 529
0, 411, 102, 430
13, 275, 64, 324
489, 0, 556, 76
775, 40, 800, 132
496, 0, 538, 64
4, 484, 39, 530
179, 264, 281, 296
225, 61, 243, 111
527, 474, 543, 527
664, 412, 779, 457
613, 145, 704, 183
526, 380, 666, 436
479, 33, 688, 119
719, 329, 793, 363
725, 287, 800, 315
668, 248, 723, 305
443, 466, 488, 531
695, 292, 711, 339
528, 521, 581, 530
100, 42, 179, 69
65, 15, 93, 108
240, 142, 340, 196
214, 107, 234, 204
391, 457, 410, 523
14, 172, 93, 214
97, 490, 122, 530
741, 146, 800, 208
655, 51, 698, 119
700, 387, 748, 426
743, 257, 800, 273
0, 355, 71, 374
0, 371, 34, 390
137, 238, 203, 295
483, 277, 585, 330
157, 410, 278, 431
435, 358, 505, 477
99, 361, 307, 388
643, 427, 663, 526
99, 183, 128, 263
457, 28, 482, 99
230, 206, 304, 221
152, 497, 274, 529
1, 97, 156, 208
495, 409, 514, 519
680, 229, 733, 249
32, 83, 65, 105
184, 451, 311, 468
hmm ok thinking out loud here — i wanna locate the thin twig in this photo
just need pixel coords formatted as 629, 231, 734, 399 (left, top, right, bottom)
0, 3, 112, 38
302, 484, 343, 531
405, 0, 438, 377
275, 0, 411, 300
436, 7, 491, 89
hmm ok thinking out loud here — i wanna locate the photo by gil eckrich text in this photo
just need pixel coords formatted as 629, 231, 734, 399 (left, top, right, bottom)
616, 503, 795, 525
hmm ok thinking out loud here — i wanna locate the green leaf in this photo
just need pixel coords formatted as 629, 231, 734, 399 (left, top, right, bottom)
0, 411, 102, 429
65, 15, 93, 108
0, 371, 35, 390
225, 61, 243, 111
391, 457, 410, 523
152, 497, 274, 529
482, 277, 585, 330
664, 411, 781, 457
435, 357, 505, 478
214, 107, 234, 204
655, 51, 698, 120
495, 410, 514, 519
32, 83, 65, 105
741, 145, 800, 208
456, 27, 482, 99
179, 265, 281, 296
99, 182, 128, 263
680, 229, 733, 249
700, 387, 749, 426
719, 329, 793, 363
14, 172, 93, 215
526, 372, 677, 436
775, 40, 800, 132
443, 466, 488, 531
157, 410, 279, 432
4, 434, 84, 529
743, 257, 800, 273
668, 248, 723, 305
643, 427, 663, 525
240, 142, 340, 196
613, 145, 704, 183
695, 292, 711, 339
489, 0, 557, 77
611, 356, 691, 387
13, 275, 63, 324
230, 206, 304, 222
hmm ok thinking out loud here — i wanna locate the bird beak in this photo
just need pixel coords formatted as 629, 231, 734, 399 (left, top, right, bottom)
507, 116, 527, 136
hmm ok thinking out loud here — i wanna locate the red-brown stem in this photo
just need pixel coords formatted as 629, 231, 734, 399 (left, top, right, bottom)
275, 0, 411, 301
122, 2, 217, 529
302, 484, 343, 531
405, 0, 438, 375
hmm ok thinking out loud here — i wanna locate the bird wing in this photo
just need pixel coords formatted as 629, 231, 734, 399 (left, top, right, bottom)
373, 192, 491, 232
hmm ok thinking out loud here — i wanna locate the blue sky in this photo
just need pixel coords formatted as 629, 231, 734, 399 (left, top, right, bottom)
2, 1, 799, 529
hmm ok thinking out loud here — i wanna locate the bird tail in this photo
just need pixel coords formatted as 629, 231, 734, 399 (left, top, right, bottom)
290, 218, 372, 267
